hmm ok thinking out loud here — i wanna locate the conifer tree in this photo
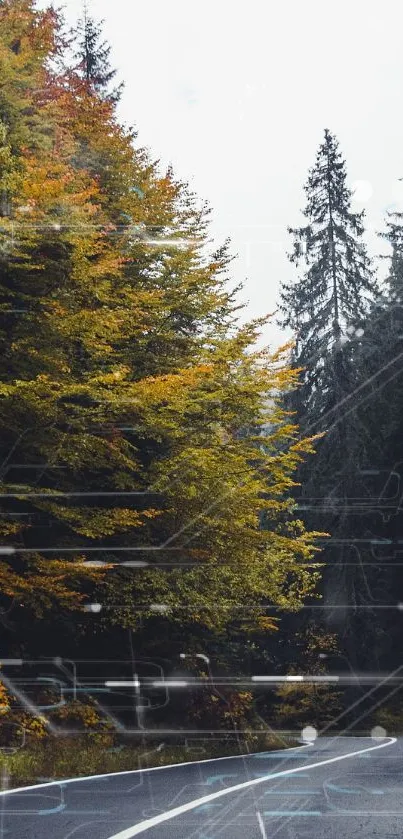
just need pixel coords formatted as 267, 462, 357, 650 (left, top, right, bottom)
277, 130, 379, 666
382, 203, 403, 301
279, 129, 377, 424
71, 2, 123, 103
348, 207, 403, 671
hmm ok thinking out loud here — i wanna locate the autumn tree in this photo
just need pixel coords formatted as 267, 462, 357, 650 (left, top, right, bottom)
0, 2, 323, 745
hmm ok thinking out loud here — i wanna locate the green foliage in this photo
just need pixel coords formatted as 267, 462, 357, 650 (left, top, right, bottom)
0, 0, 322, 643
0, 733, 292, 786
262, 623, 342, 730
278, 128, 377, 429
277, 130, 383, 671
271, 680, 342, 730
71, 3, 124, 102
0, 0, 329, 752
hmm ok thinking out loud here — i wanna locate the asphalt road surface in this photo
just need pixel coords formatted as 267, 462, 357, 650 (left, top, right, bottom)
0, 736, 401, 838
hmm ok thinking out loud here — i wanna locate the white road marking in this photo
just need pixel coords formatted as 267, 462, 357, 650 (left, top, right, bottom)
105, 737, 397, 838
256, 809, 268, 838
0, 743, 309, 797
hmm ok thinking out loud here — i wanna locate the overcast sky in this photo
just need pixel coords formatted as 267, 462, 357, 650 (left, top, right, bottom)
41, 0, 403, 349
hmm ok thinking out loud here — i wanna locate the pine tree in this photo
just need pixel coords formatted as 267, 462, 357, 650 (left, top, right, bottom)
277, 128, 380, 507
278, 128, 377, 435
277, 130, 380, 669
381, 200, 403, 301
346, 207, 403, 671
71, 3, 123, 103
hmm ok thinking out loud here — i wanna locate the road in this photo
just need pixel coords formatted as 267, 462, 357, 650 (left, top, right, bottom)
0, 736, 400, 838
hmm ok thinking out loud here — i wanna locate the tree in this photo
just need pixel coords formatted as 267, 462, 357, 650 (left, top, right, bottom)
278, 128, 377, 435
270, 622, 342, 731
0, 0, 323, 675
345, 206, 403, 672
71, 3, 123, 103
277, 129, 379, 667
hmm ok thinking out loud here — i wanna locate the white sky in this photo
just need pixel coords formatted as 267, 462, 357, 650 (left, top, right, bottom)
40, 0, 403, 349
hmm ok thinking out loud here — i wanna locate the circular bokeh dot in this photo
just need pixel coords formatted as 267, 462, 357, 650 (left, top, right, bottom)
301, 725, 317, 742
371, 725, 386, 740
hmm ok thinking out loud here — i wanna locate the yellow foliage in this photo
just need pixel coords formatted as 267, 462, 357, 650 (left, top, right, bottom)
0, 0, 324, 638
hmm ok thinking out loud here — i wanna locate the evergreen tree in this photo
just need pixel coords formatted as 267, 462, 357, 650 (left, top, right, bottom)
278, 128, 377, 436
347, 207, 403, 671
71, 3, 123, 103
381, 199, 403, 301
277, 130, 379, 669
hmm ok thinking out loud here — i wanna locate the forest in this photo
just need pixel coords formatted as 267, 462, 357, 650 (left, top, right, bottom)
0, 0, 401, 784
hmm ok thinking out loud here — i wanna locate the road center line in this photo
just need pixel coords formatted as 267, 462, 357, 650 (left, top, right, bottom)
105, 737, 397, 838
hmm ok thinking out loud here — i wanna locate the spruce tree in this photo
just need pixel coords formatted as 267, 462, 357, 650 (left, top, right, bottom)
278, 128, 377, 436
71, 3, 123, 103
349, 208, 403, 672
382, 202, 403, 301
277, 130, 379, 669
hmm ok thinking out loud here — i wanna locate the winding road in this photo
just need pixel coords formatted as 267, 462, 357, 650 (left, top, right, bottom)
0, 736, 400, 838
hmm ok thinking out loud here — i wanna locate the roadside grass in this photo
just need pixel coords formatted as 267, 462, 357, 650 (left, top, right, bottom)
0, 732, 298, 789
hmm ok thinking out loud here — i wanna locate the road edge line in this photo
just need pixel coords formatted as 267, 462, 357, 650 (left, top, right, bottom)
0, 741, 310, 796
104, 737, 397, 839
